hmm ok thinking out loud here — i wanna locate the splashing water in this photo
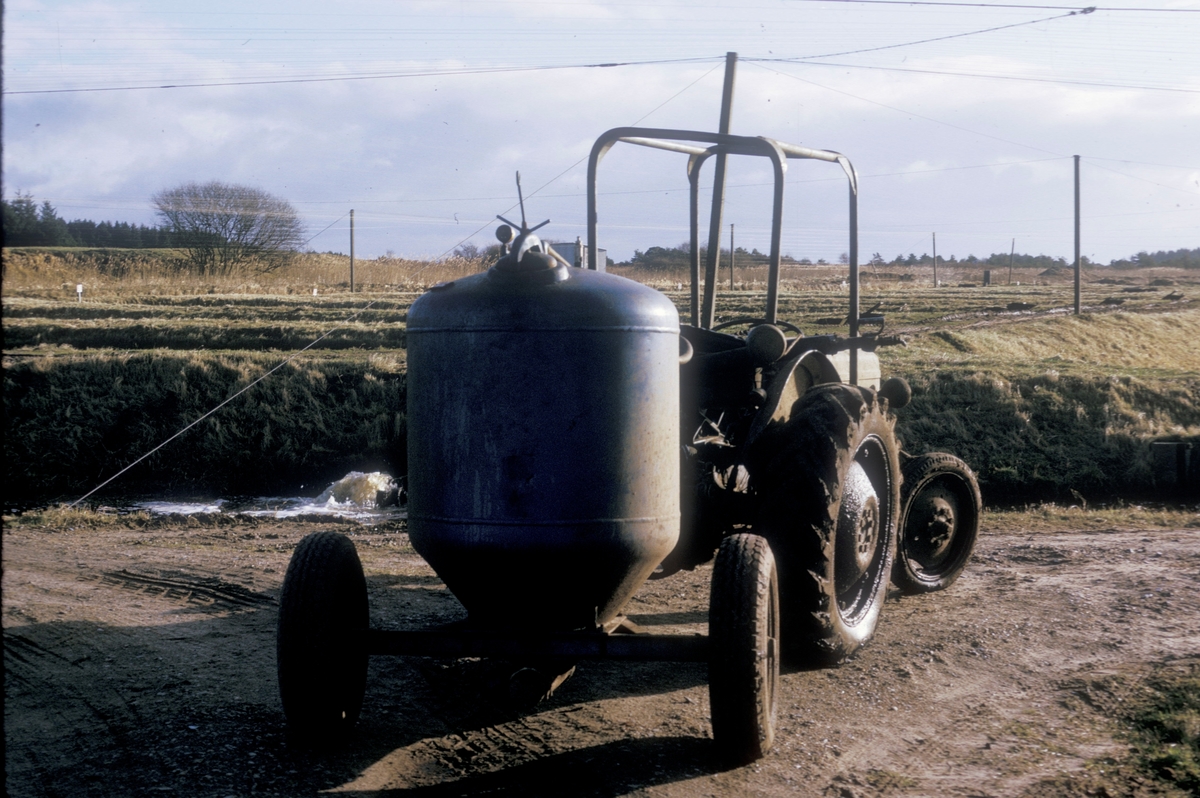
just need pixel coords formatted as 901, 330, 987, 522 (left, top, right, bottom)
132, 471, 406, 523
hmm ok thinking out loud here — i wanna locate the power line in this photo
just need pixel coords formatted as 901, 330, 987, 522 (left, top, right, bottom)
413, 61, 725, 272
784, 0, 1197, 11
772, 59, 1200, 94
1084, 160, 1200, 197
68, 295, 389, 507
299, 211, 349, 247
2, 56, 719, 96
768, 9, 1086, 61
749, 61, 1067, 156
1087, 156, 1200, 170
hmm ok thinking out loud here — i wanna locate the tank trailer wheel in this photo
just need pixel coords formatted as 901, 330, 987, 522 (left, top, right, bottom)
753, 384, 900, 665
892, 453, 982, 594
709, 533, 780, 764
277, 531, 369, 745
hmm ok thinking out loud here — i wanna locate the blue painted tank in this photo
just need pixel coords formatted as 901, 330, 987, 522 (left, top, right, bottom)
406, 240, 680, 631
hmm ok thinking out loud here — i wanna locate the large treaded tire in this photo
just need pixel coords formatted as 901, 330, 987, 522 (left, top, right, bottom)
709, 533, 779, 765
751, 384, 900, 665
892, 453, 981, 594
277, 531, 369, 744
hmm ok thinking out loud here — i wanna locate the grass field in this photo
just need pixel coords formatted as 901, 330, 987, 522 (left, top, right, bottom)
4, 247, 1198, 504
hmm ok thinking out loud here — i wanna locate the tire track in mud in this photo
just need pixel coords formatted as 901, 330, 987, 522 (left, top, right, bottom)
4, 627, 148, 798
79, 569, 276, 611
804, 530, 1200, 798
6, 518, 1198, 797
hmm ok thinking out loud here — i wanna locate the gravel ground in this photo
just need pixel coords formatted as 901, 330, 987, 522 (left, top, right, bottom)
4, 508, 1198, 797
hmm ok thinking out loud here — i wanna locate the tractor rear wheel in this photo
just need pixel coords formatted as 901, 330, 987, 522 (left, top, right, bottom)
752, 384, 900, 665
892, 453, 981, 594
277, 531, 369, 745
709, 533, 779, 764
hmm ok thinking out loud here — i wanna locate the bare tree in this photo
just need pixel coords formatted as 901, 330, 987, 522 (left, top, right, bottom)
152, 181, 304, 275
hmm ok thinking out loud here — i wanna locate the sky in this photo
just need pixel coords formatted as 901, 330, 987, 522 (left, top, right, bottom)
3, 0, 1198, 264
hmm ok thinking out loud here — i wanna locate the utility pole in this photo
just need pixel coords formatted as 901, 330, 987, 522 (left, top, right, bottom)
349, 209, 356, 293
1008, 238, 1015, 285
730, 223, 735, 290
932, 232, 938, 287
701, 51, 737, 329
1074, 155, 1081, 315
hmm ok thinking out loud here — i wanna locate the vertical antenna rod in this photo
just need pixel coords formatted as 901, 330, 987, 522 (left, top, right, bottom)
701, 52, 737, 329
516, 171, 528, 230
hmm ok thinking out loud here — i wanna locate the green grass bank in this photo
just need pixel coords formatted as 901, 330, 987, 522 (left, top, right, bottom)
3, 350, 406, 502
883, 308, 1200, 500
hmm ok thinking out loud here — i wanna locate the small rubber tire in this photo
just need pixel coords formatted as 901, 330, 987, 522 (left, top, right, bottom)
892, 453, 982, 594
277, 531, 369, 744
751, 383, 900, 665
709, 533, 780, 765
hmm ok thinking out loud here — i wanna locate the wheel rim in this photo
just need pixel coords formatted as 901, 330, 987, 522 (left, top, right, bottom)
834, 435, 893, 624
903, 474, 973, 578
908, 485, 958, 565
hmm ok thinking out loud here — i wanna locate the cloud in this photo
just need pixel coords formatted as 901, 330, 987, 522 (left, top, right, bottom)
4, 2, 1197, 261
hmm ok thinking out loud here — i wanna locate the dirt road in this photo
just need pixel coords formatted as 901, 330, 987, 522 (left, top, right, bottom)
4, 509, 1198, 797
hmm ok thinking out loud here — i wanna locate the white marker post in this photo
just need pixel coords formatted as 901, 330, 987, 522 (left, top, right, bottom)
76, 284, 84, 303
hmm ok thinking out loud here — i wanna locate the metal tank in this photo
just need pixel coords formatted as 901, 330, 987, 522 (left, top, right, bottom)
406, 231, 680, 631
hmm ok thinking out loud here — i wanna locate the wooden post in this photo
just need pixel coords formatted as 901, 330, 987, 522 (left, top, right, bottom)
730, 223, 735, 290
349, 209, 355, 293
1074, 155, 1081, 315
932, 232, 938, 287
1008, 237, 1015, 285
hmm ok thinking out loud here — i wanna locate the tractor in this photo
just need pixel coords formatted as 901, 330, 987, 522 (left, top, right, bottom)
276, 124, 982, 765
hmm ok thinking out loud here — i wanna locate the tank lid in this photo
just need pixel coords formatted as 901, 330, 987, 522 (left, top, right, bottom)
487, 229, 566, 282
490, 231, 568, 283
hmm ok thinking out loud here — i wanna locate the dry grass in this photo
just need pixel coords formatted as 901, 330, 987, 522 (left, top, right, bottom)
883, 306, 1200, 379
885, 307, 1200, 375
2, 316, 409, 351
2, 247, 489, 300
4, 248, 1198, 503
984, 502, 1200, 533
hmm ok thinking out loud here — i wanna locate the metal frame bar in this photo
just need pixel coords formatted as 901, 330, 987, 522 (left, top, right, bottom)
366, 628, 710, 662
587, 127, 859, 350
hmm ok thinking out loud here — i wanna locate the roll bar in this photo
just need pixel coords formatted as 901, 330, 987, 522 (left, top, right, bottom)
586, 127, 861, 343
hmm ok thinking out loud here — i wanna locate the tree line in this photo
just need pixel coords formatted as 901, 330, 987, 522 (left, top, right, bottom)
1108, 249, 1200, 270
618, 241, 1200, 271
2, 193, 176, 249
4, 182, 305, 275
619, 243, 835, 269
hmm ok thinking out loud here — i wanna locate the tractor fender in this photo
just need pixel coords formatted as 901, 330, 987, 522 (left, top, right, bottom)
744, 350, 840, 450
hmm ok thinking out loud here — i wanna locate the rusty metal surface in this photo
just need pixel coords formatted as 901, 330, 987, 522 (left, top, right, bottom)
406, 262, 681, 632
